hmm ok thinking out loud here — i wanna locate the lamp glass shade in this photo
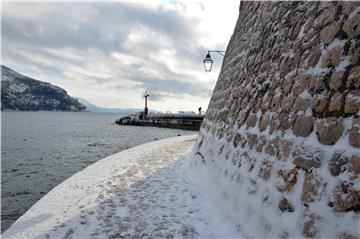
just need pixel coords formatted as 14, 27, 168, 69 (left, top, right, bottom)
203, 53, 213, 72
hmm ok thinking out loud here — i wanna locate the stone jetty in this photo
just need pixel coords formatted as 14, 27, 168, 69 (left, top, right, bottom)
116, 113, 204, 131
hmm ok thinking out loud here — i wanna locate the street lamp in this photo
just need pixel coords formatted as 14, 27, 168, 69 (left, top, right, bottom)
203, 50, 226, 72
203, 52, 213, 72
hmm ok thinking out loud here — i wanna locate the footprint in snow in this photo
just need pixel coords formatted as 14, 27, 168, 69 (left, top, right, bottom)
63, 228, 74, 239
88, 211, 95, 215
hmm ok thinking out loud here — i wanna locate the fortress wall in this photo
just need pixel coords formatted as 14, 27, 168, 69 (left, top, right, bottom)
190, 2, 360, 238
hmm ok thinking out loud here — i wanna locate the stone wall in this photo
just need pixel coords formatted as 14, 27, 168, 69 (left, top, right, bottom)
190, 2, 359, 238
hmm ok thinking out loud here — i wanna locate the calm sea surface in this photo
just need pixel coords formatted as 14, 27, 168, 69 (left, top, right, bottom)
1, 111, 194, 232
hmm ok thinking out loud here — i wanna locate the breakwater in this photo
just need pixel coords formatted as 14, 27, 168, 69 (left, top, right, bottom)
116, 113, 204, 131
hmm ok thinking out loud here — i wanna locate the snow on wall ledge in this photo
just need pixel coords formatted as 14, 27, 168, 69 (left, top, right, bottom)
188, 2, 360, 238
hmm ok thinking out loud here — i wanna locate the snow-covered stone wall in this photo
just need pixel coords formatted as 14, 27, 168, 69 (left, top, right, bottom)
190, 2, 360, 238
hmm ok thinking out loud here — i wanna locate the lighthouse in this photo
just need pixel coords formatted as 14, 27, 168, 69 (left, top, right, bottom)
144, 91, 149, 117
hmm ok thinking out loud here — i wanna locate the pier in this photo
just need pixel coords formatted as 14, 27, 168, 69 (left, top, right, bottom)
115, 113, 204, 131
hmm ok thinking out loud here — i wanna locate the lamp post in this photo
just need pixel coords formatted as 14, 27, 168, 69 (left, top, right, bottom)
203, 50, 226, 72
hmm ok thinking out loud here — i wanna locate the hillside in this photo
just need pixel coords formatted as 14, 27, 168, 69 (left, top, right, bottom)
1, 65, 85, 111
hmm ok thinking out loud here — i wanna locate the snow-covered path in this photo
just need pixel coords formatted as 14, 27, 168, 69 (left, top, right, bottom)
3, 135, 229, 239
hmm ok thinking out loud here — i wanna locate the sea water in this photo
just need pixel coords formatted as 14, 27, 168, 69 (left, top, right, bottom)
1, 111, 194, 232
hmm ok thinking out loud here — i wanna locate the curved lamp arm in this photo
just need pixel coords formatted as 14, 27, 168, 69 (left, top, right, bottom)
208, 50, 226, 56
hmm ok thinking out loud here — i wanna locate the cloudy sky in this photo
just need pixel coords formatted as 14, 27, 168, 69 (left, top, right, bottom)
2, 0, 239, 112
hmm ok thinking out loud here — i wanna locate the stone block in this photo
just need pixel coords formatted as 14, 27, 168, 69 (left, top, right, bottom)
293, 97, 312, 112
254, 96, 263, 111
293, 50, 302, 68
270, 95, 282, 112
341, 1, 360, 15
308, 78, 326, 93
255, 136, 267, 153
259, 114, 270, 131
329, 71, 344, 91
279, 57, 290, 77
302, 172, 319, 203
344, 90, 360, 114
247, 133, 258, 149
265, 137, 280, 156
279, 139, 293, 161
348, 39, 360, 64
346, 66, 360, 90
343, 14, 360, 39
240, 88, 249, 98
313, 95, 329, 113
293, 116, 313, 137
279, 197, 294, 212
227, 132, 234, 143
254, 53, 263, 66
331, 182, 360, 213
237, 111, 248, 127
279, 112, 295, 131
303, 32, 319, 50
246, 114, 257, 128
329, 92, 344, 112
269, 117, 280, 134
350, 155, 360, 174
304, 14, 316, 34
320, 45, 343, 68
303, 212, 320, 238
329, 151, 349, 176
293, 74, 311, 96
262, 48, 271, 62
349, 118, 360, 148
217, 129, 224, 140
258, 160, 272, 180
316, 117, 344, 145
261, 95, 272, 111
281, 95, 295, 111
277, 168, 298, 193
271, 45, 281, 60
304, 47, 321, 69
259, 62, 271, 74
292, 144, 323, 170
319, 21, 341, 44
316, 3, 336, 27
282, 79, 293, 95
246, 157, 257, 172
241, 96, 250, 109
233, 133, 242, 148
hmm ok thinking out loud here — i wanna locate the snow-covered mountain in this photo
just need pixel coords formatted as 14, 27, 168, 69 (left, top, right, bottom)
1, 65, 85, 111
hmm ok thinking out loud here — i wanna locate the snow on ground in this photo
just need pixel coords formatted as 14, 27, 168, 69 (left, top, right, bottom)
2, 135, 235, 239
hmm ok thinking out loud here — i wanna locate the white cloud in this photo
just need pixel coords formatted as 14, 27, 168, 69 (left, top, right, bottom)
1, 0, 239, 112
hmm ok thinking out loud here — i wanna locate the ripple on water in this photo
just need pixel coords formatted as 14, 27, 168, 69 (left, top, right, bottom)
1, 111, 194, 232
